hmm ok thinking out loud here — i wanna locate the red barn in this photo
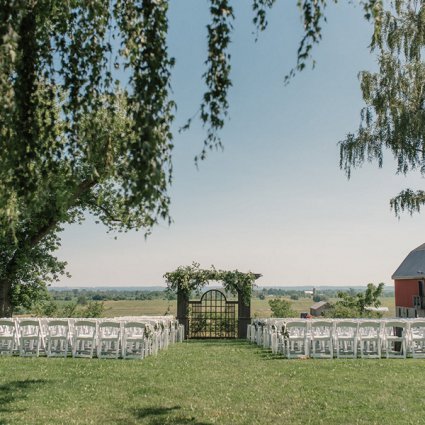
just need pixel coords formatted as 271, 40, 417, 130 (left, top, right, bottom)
392, 243, 425, 318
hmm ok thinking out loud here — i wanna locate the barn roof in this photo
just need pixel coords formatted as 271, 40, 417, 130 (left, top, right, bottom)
310, 301, 329, 310
392, 243, 425, 280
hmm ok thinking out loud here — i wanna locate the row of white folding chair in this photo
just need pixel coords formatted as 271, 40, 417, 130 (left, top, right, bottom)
246, 323, 268, 349
249, 319, 416, 359
80, 317, 183, 357
70, 319, 159, 359
0, 318, 59, 357
0, 319, 17, 355
67, 319, 153, 359
77, 319, 165, 359
247, 320, 300, 356
275, 320, 334, 359
0, 317, 178, 359
249, 319, 291, 352
248, 321, 269, 347
0, 319, 44, 355
0, 319, 46, 357
113, 316, 184, 345
305, 320, 376, 359
404, 320, 425, 358
31, 319, 120, 358
120, 317, 182, 346
258, 320, 321, 358
122, 317, 185, 350
247, 324, 255, 344
0, 319, 119, 358
336, 319, 407, 359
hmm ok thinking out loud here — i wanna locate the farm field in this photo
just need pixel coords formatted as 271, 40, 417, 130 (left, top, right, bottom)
0, 339, 423, 425
101, 297, 396, 318
102, 299, 177, 317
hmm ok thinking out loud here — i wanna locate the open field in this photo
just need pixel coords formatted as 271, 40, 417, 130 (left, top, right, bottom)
102, 299, 177, 317
101, 297, 396, 318
0, 339, 423, 425
252, 297, 396, 318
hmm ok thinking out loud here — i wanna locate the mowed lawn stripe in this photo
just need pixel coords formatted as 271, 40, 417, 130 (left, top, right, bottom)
0, 340, 423, 425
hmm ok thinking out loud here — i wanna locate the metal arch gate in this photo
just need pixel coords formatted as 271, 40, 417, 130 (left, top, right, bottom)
188, 289, 238, 339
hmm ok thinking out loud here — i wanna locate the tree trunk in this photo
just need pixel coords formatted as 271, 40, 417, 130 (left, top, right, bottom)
0, 278, 13, 317
0, 179, 97, 317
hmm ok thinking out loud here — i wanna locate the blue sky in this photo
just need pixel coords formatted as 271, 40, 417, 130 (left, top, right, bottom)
56, 1, 425, 288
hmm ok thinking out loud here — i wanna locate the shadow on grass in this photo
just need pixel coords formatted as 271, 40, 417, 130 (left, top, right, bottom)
133, 406, 181, 418
0, 379, 46, 423
131, 406, 212, 425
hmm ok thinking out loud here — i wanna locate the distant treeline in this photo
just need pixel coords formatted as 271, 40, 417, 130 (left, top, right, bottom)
48, 288, 177, 303
252, 287, 394, 301
48, 286, 394, 304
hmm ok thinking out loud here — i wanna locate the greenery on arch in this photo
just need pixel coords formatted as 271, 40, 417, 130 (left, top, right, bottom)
164, 262, 258, 304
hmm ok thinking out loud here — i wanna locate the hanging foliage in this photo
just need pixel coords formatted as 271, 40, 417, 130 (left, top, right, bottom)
0, 0, 382, 317
0, 0, 383, 235
164, 262, 259, 305
340, 0, 425, 215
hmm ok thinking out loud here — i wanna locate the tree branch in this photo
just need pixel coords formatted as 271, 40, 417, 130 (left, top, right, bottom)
87, 199, 123, 223
26, 179, 97, 248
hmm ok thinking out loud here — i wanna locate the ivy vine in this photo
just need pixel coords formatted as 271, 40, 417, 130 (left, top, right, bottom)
164, 262, 260, 305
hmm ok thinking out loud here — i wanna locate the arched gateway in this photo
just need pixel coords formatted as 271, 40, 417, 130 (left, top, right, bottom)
164, 264, 261, 339
189, 289, 237, 339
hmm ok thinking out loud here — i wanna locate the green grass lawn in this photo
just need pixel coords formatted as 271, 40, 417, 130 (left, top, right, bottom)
0, 339, 422, 425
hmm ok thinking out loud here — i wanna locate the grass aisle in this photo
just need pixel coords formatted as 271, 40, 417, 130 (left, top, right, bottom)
0, 340, 423, 425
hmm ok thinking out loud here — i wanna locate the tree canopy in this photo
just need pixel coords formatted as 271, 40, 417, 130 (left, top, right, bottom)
340, 0, 425, 215
268, 298, 297, 318
325, 283, 385, 318
0, 0, 382, 316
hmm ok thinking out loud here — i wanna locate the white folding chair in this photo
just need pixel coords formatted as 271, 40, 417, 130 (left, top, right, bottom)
178, 323, 185, 342
271, 320, 285, 354
262, 323, 272, 349
269, 324, 280, 354
284, 321, 310, 359
334, 321, 358, 359
256, 323, 264, 346
310, 320, 333, 359
122, 322, 147, 359
168, 320, 179, 345
18, 319, 43, 357
158, 320, 169, 351
247, 324, 252, 342
383, 321, 407, 359
410, 320, 425, 358
97, 321, 121, 359
249, 322, 257, 344
358, 321, 382, 358
72, 320, 97, 358
46, 319, 70, 358
0, 319, 18, 355
148, 323, 160, 356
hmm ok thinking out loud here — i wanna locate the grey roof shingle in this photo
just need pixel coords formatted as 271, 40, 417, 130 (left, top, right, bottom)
310, 301, 329, 310
392, 243, 425, 279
